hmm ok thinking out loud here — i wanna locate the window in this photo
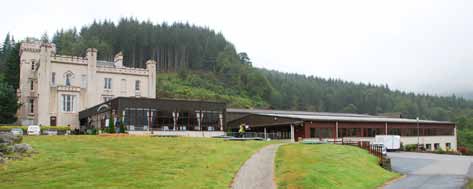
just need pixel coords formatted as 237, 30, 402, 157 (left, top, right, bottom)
363, 128, 383, 137
51, 72, 56, 85
135, 80, 140, 91
61, 95, 75, 112
104, 78, 112, 89
388, 128, 401, 135
434, 143, 440, 150
29, 99, 34, 113
446, 143, 451, 150
338, 128, 361, 137
31, 61, 35, 70
65, 72, 73, 86
405, 128, 418, 136
30, 80, 34, 90
311, 128, 333, 138
80, 74, 87, 88
425, 144, 432, 151
310, 128, 316, 138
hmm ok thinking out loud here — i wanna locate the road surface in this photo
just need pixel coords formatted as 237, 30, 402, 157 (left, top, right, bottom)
384, 152, 473, 189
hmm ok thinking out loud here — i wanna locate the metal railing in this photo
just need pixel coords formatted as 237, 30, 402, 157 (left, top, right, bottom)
339, 140, 384, 162
225, 132, 291, 140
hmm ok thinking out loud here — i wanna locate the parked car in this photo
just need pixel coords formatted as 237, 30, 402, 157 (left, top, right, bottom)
10, 128, 24, 136
371, 143, 387, 156
27, 125, 41, 136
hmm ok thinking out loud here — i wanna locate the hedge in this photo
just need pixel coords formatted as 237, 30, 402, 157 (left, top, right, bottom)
0, 125, 71, 132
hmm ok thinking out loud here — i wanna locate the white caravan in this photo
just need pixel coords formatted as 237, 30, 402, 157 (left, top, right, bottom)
375, 135, 401, 151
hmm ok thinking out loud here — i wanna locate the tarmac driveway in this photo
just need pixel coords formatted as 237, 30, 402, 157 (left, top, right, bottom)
384, 152, 473, 189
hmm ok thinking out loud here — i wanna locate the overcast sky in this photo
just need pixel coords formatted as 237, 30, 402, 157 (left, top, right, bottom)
2, 0, 473, 96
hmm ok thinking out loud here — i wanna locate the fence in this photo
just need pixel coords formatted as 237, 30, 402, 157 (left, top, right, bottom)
338, 140, 384, 162
225, 132, 291, 140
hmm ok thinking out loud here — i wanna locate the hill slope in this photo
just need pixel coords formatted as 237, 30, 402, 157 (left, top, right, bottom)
156, 72, 267, 108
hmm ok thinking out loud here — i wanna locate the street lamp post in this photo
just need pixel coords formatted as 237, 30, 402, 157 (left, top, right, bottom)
417, 117, 420, 151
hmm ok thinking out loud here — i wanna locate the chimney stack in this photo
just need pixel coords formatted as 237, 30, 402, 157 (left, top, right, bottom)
114, 52, 124, 68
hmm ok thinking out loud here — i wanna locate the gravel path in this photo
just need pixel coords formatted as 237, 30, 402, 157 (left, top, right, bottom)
231, 144, 282, 189
384, 152, 473, 189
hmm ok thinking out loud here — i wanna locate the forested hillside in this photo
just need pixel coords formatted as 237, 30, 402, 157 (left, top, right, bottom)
1, 18, 473, 149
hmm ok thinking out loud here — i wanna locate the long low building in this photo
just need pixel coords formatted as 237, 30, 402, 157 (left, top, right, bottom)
227, 109, 457, 151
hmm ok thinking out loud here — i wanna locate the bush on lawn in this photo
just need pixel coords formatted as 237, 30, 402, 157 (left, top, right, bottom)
108, 113, 115, 133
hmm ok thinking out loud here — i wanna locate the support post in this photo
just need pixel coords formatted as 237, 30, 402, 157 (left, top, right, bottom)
385, 122, 388, 135
335, 121, 339, 140
290, 124, 295, 142
264, 127, 267, 140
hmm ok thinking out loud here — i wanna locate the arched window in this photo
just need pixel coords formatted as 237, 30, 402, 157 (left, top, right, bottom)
64, 71, 74, 86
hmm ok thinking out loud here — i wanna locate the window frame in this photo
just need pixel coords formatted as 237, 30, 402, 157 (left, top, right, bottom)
29, 99, 34, 114
104, 78, 112, 89
51, 72, 56, 86
61, 94, 75, 113
135, 80, 140, 91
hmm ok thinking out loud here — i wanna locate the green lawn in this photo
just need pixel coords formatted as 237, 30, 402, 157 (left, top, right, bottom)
0, 136, 268, 189
275, 144, 399, 189
466, 178, 473, 189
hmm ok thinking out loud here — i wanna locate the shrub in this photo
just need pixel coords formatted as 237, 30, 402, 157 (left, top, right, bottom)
118, 112, 126, 133
458, 146, 469, 155
0, 126, 29, 132
108, 113, 115, 133
435, 148, 446, 154
0, 125, 70, 133
403, 144, 418, 151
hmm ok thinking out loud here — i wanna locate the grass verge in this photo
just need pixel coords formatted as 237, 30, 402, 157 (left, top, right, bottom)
0, 136, 268, 189
465, 178, 473, 189
275, 144, 399, 189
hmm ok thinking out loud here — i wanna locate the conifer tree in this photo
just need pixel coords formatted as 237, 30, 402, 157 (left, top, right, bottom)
108, 112, 115, 133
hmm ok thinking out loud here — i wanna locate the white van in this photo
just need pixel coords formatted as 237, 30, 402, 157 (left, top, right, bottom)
27, 125, 41, 136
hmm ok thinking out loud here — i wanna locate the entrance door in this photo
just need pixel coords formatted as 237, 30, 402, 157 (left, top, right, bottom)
50, 116, 57, 126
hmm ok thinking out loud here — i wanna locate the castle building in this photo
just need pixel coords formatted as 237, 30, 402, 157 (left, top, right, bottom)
17, 42, 157, 128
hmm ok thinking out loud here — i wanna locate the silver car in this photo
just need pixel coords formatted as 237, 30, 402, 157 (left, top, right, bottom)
371, 143, 387, 156
10, 128, 24, 136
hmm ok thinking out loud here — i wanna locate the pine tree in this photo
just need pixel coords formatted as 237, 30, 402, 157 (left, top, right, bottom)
108, 112, 115, 133
118, 112, 126, 133
0, 75, 19, 124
